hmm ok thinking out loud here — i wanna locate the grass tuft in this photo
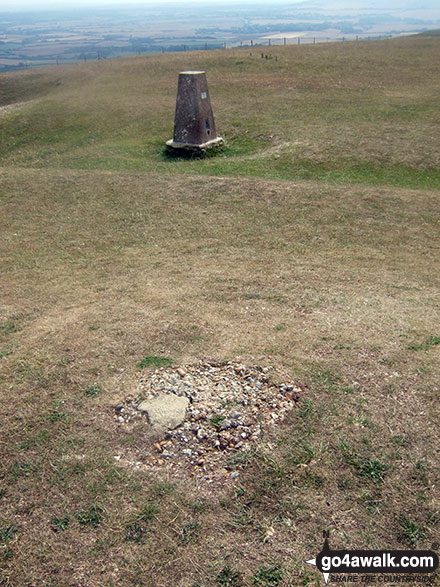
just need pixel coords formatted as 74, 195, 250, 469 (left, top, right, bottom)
125, 521, 147, 544
0, 526, 17, 542
399, 516, 426, 547
340, 443, 388, 483
137, 356, 173, 369
408, 335, 440, 351
252, 565, 284, 586
0, 320, 21, 336
51, 517, 69, 532
77, 504, 105, 528
216, 565, 244, 586
84, 383, 103, 397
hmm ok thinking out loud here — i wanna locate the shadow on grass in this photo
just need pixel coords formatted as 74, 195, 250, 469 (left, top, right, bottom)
160, 144, 225, 161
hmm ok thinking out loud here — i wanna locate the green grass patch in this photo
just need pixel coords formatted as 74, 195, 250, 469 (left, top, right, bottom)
216, 565, 244, 586
8, 461, 36, 481
51, 517, 70, 532
0, 525, 17, 561
179, 519, 201, 544
399, 516, 425, 547
210, 413, 226, 430
0, 320, 21, 336
77, 504, 105, 528
137, 355, 173, 369
137, 501, 159, 522
0, 526, 17, 543
340, 443, 388, 483
125, 500, 159, 543
84, 383, 103, 397
252, 565, 284, 586
408, 335, 440, 351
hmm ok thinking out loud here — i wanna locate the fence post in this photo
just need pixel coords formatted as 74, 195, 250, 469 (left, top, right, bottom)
284, 37, 286, 46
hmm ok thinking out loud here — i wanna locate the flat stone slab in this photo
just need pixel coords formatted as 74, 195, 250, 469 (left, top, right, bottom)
166, 136, 224, 154
138, 394, 189, 431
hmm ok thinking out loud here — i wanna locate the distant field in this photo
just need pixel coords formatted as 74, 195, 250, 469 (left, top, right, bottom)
418, 29, 440, 36
0, 36, 439, 586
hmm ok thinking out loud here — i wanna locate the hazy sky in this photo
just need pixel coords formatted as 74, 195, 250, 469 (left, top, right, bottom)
2, 0, 302, 9
1, 0, 438, 13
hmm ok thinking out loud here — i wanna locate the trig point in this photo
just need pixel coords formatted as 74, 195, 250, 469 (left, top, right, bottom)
166, 71, 224, 155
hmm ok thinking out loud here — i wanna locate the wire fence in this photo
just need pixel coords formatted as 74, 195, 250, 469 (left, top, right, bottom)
0, 33, 397, 72
156, 33, 394, 54
188, 34, 393, 50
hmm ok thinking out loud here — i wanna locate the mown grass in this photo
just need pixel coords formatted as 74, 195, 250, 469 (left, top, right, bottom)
0, 36, 439, 586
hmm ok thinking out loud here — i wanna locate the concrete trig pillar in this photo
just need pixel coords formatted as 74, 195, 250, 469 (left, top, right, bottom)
166, 71, 224, 154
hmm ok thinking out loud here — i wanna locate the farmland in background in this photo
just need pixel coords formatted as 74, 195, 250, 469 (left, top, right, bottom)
1, 0, 440, 71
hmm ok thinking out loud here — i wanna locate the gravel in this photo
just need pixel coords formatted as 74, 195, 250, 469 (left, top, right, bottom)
113, 360, 303, 483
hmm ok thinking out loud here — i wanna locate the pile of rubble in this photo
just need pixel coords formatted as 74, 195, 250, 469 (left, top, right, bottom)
113, 361, 302, 480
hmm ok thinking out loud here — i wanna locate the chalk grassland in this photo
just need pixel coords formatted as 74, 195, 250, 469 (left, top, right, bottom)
0, 37, 439, 586
1, 37, 440, 189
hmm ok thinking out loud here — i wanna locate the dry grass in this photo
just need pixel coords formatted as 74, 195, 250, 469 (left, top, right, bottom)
1, 37, 440, 586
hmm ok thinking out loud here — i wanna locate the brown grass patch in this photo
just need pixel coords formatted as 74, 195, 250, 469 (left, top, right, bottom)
1, 165, 439, 585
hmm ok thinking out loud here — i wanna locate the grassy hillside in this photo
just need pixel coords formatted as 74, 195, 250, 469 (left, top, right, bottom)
1, 36, 440, 189
1, 37, 439, 586
417, 30, 440, 37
